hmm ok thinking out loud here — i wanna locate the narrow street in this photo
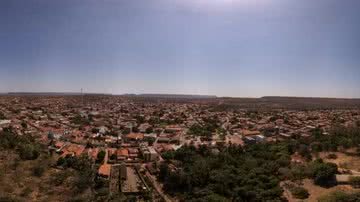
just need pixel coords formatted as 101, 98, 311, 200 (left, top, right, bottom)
145, 171, 174, 202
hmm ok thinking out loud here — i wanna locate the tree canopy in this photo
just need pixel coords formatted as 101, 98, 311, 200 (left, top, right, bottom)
160, 143, 291, 201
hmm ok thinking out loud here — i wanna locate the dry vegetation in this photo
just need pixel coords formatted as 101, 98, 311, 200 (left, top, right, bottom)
0, 143, 93, 202
319, 151, 360, 172
303, 179, 360, 202
1, 150, 64, 201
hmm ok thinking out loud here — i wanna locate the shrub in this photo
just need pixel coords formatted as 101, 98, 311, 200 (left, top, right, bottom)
290, 165, 307, 181
74, 172, 93, 192
110, 154, 117, 161
21, 122, 27, 129
95, 177, 108, 189
51, 170, 72, 186
92, 128, 99, 134
56, 157, 66, 166
20, 187, 33, 197
290, 186, 309, 199
318, 191, 360, 202
32, 164, 45, 177
19, 144, 40, 160
349, 176, 360, 188
145, 127, 153, 134
0, 195, 19, 202
96, 187, 109, 196
0, 112, 6, 120
327, 153, 337, 159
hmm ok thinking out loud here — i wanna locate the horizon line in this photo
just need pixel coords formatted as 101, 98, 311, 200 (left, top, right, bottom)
2, 91, 360, 100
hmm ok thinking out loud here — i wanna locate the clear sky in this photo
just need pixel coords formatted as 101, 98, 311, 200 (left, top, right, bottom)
1, 0, 359, 98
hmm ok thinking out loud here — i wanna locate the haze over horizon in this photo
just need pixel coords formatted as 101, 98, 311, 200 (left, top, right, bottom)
1, 0, 360, 98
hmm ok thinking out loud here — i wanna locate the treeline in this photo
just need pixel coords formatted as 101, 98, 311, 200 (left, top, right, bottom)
159, 124, 360, 201
291, 125, 360, 159
211, 97, 360, 111
160, 144, 290, 201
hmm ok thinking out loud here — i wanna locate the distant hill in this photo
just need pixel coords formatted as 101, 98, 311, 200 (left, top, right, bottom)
6, 92, 111, 96
261, 96, 360, 100
213, 96, 360, 110
133, 94, 217, 99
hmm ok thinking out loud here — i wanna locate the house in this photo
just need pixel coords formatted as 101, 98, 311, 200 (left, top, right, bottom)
61, 144, 85, 157
54, 141, 66, 149
117, 148, 129, 161
0, 120, 11, 128
254, 135, 265, 142
165, 125, 183, 133
241, 130, 261, 136
138, 123, 151, 133
155, 144, 174, 153
144, 133, 157, 141
280, 133, 292, 139
157, 137, 170, 143
124, 133, 144, 142
128, 148, 139, 159
242, 136, 256, 144
143, 147, 158, 162
98, 164, 111, 178
87, 148, 99, 160
99, 126, 108, 135
170, 135, 180, 144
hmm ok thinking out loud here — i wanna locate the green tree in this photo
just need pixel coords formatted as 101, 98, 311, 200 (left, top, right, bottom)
310, 160, 337, 187
21, 122, 27, 129
158, 163, 169, 181
145, 127, 153, 134
96, 150, 106, 164
122, 128, 131, 135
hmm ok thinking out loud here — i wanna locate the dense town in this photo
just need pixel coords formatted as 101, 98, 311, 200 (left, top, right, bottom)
1, 95, 360, 201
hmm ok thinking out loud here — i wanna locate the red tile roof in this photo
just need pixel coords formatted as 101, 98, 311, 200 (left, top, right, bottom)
125, 133, 144, 140
117, 148, 129, 157
98, 164, 111, 177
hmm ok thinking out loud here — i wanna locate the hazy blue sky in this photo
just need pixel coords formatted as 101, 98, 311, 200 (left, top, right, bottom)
1, 0, 360, 97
